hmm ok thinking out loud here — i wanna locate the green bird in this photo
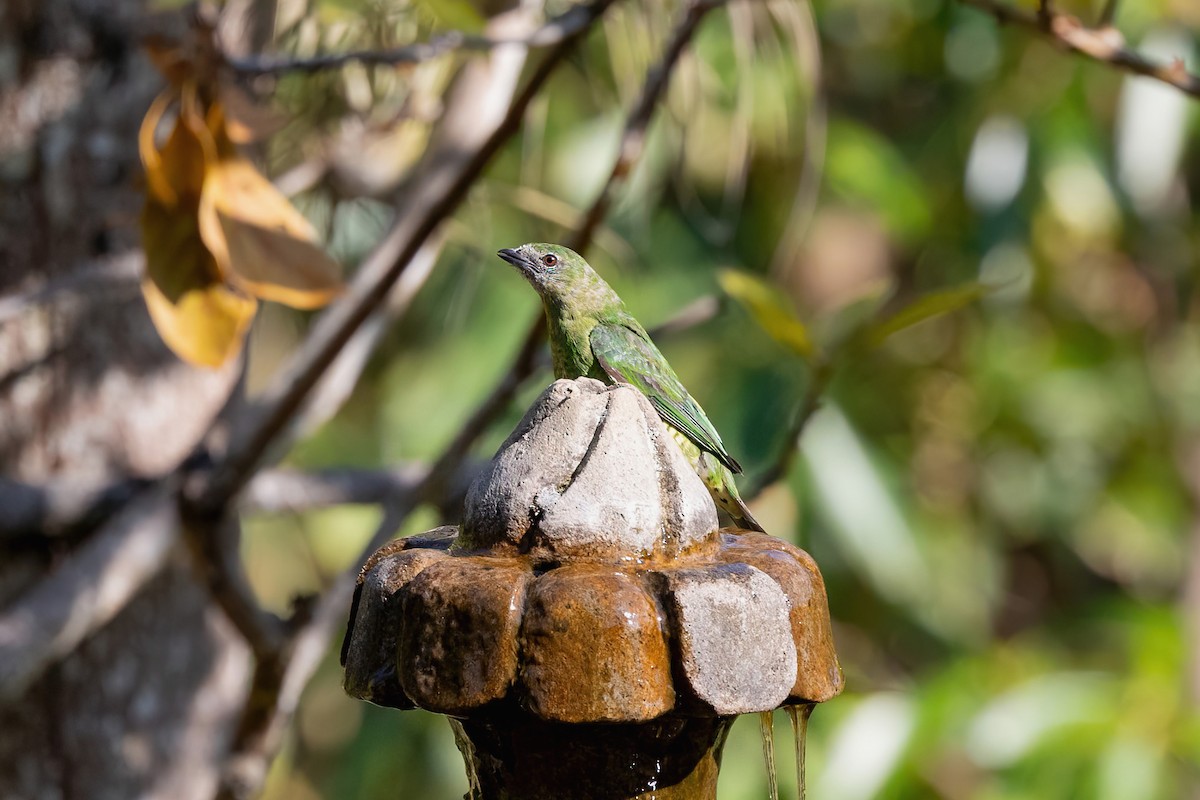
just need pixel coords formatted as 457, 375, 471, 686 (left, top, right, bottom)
497, 243, 764, 532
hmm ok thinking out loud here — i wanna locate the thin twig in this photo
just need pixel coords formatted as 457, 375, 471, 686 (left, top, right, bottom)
743, 360, 833, 501
216, 498, 417, 800
226, 3, 605, 76
1036, 0, 1051, 26
959, 0, 1200, 99
567, 0, 722, 253
769, 0, 828, 280
183, 514, 288, 658
0, 483, 179, 702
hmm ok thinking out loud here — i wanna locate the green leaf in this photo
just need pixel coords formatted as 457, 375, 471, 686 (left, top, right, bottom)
866, 282, 992, 346
718, 269, 814, 359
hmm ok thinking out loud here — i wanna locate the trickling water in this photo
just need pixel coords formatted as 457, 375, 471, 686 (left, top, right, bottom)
786, 703, 814, 800
759, 711, 779, 800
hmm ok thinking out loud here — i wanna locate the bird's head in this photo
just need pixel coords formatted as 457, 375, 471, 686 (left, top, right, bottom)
496, 243, 591, 298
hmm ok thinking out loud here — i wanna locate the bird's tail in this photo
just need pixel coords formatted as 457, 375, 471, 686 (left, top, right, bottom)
709, 475, 766, 533
731, 496, 765, 533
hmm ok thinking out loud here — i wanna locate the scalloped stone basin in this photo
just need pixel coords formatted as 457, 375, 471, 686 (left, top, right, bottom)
342, 528, 841, 719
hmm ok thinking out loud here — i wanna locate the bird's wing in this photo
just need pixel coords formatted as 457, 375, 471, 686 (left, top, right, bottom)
590, 321, 742, 473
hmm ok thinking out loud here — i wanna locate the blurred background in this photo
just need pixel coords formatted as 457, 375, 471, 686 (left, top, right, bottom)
5, 0, 1198, 796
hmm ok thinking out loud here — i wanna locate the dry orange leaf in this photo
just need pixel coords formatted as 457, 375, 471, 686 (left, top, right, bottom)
139, 90, 175, 203
198, 157, 342, 309
141, 198, 257, 367
137, 39, 342, 367
141, 87, 216, 207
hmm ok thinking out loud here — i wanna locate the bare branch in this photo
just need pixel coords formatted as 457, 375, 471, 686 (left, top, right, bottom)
239, 462, 482, 514
216, 499, 415, 800
183, 514, 288, 658
0, 484, 179, 702
290, 237, 445, 440
959, 0, 1200, 99
241, 466, 425, 513
226, 2, 610, 76
1097, 0, 1119, 28
0, 476, 148, 541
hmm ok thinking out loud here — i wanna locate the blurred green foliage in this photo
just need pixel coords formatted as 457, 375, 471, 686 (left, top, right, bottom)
236, 0, 1200, 796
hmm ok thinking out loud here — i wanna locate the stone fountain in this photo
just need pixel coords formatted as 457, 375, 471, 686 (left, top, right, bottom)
342, 378, 841, 799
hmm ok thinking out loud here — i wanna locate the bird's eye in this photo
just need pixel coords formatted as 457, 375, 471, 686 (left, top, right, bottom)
541, 254, 558, 268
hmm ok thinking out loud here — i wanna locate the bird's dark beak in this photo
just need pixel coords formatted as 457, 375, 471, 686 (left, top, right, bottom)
497, 248, 525, 269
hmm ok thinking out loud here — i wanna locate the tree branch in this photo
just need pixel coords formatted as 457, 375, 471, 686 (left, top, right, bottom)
183, 514, 288, 659
0, 475, 149, 541
959, 0, 1200, 99
239, 463, 483, 515
226, 2, 611, 76
0, 484, 180, 702
567, 0, 722, 253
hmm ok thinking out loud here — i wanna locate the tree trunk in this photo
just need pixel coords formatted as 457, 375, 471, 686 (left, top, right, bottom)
0, 1, 251, 796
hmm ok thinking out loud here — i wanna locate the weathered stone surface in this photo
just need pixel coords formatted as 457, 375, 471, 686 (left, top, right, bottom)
460, 379, 718, 559
461, 379, 610, 549
342, 546, 449, 708
661, 563, 796, 715
398, 556, 531, 714
521, 565, 673, 723
718, 533, 843, 702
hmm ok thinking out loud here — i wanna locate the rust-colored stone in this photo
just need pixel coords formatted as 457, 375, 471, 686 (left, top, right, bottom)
340, 525, 456, 667
398, 555, 531, 714
719, 533, 843, 702
342, 547, 449, 708
521, 565, 673, 723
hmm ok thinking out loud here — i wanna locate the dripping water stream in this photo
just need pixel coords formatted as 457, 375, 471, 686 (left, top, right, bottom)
786, 703, 814, 800
759, 711, 778, 800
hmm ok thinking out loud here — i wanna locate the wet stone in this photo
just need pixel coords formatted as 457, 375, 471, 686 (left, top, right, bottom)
719, 533, 844, 702
661, 562, 797, 716
520, 564, 674, 723
342, 546, 449, 708
398, 556, 531, 714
